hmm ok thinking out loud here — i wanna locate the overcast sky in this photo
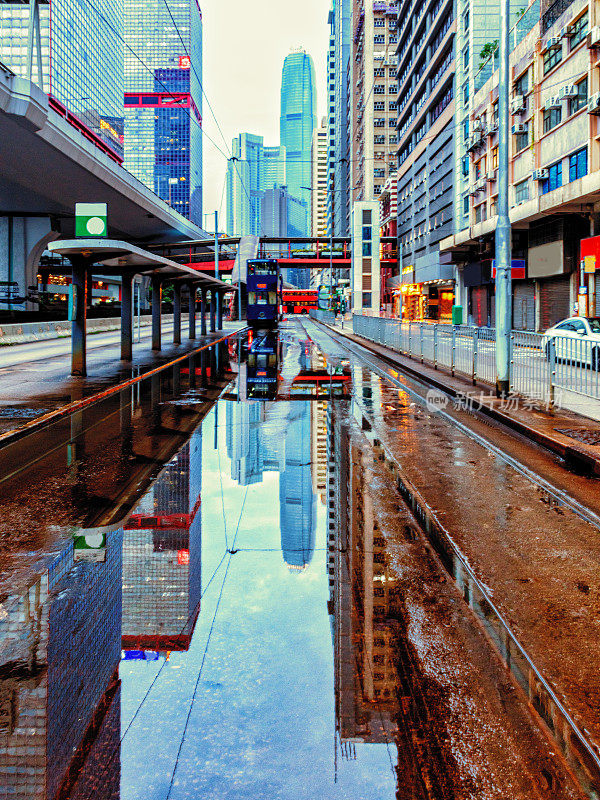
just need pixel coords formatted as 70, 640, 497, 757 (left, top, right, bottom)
201, 0, 330, 228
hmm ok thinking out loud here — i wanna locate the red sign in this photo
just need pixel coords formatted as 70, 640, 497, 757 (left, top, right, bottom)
178, 550, 190, 565
179, 55, 191, 69
257, 283, 267, 288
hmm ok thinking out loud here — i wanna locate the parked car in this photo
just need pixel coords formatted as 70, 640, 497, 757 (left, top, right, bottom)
542, 317, 600, 368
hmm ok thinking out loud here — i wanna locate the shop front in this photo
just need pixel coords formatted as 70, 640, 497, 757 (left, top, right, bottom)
422, 281, 454, 322
400, 283, 424, 320
528, 239, 572, 330
464, 261, 493, 327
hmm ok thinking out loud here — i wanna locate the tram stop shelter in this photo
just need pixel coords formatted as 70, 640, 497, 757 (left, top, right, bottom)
48, 239, 236, 377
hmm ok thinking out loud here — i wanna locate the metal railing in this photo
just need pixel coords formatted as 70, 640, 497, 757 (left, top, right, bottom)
352, 315, 600, 412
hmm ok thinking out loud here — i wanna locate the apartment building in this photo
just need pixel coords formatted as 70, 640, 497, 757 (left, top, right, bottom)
442, 0, 597, 330
312, 120, 329, 237
394, 0, 456, 321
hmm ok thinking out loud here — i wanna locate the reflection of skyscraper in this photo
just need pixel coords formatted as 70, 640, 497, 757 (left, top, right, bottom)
0, 531, 123, 799
279, 401, 317, 571
327, 403, 400, 745
122, 430, 202, 652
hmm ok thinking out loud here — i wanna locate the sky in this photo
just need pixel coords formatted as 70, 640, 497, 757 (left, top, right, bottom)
201, 0, 331, 228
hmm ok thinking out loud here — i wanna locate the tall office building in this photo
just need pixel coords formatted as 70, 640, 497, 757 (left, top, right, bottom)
0, 0, 124, 159
351, 1, 398, 204
327, 0, 352, 235
225, 133, 286, 235
123, 0, 202, 224
311, 120, 329, 237
280, 49, 317, 240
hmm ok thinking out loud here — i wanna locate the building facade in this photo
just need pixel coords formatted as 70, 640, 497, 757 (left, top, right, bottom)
280, 49, 317, 240
312, 119, 329, 236
327, 0, 353, 235
442, 0, 596, 331
351, 0, 398, 205
394, 0, 456, 321
123, 0, 202, 224
225, 133, 286, 236
0, 0, 124, 159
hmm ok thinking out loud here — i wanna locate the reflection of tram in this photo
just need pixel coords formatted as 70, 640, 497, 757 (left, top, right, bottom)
246, 259, 281, 329
243, 331, 279, 400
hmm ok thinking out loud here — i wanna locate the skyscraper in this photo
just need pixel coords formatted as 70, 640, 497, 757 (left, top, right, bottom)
311, 119, 328, 237
123, 0, 202, 224
225, 133, 286, 235
280, 48, 317, 237
0, 0, 124, 159
327, 0, 352, 235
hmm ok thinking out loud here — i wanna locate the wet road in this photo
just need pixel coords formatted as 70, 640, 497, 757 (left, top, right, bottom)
0, 319, 594, 799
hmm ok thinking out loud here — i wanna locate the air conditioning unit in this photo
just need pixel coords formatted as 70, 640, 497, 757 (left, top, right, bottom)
588, 26, 600, 47
546, 95, 562, 108
589, 92, 600, 114
487, 122, 499, 135
473, 117, 484, 132
544, 36, 561, 50
560, 25, 573, 39
559, 84, 578, 98
533, 168, 549, 180
511, 95, 526, 114
476, 179, 487, 192
512, 123, 527, 134
487, 170, 497, 182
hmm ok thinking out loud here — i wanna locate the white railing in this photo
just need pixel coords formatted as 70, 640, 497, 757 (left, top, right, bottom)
352, 315, 600, 415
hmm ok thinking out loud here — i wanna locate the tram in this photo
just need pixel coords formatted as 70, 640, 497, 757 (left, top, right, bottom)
244, 331, 279, 400
246, 258, 281, 329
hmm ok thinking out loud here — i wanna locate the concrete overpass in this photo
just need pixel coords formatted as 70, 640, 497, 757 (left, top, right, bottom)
0, 66, 208, 301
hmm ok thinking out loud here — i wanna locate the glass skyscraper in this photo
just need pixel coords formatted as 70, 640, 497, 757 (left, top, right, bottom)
0, 0, 125, 159
123, 0, 202, 224
225, 133, 286, 236
280, 49, 316, 287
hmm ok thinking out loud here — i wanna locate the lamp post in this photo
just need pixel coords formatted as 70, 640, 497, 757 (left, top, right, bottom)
495, 0, 512, 396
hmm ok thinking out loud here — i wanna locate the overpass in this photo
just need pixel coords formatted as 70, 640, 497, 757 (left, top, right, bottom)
0, 66, 209, 300
151, 235, 399, 275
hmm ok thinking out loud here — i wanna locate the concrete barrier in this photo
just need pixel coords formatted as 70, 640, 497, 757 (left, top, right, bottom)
0, 314, 178, 346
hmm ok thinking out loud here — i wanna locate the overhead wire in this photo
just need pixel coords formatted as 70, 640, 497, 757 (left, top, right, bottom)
164, 484, 250, 799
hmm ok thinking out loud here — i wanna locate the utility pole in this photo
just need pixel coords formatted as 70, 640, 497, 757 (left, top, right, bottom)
214, 210, 220, 282
495, 0, 512, 396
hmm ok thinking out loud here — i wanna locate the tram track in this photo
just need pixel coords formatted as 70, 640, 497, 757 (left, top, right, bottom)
307, 318, 600, 797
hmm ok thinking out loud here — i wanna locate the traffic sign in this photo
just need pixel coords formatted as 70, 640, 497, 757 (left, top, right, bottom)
75, 202, 108, 237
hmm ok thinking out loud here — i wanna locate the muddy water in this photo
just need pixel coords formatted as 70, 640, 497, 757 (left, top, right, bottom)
0, 321, 585, 799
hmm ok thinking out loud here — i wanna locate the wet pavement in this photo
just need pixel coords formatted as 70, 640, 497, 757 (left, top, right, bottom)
0, 319, 594, 799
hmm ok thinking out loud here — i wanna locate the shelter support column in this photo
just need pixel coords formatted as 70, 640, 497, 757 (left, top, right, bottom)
217, 290, 223, 330
173, 282, 182, 344
200, 288, 207, 336
210, 289, 216, 333
121, 273, 133, 361
188, 283, 196, 339
70, 256, 88, 377
151, 275, 162, 351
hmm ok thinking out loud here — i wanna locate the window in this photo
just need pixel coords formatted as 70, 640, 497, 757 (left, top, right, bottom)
541, 160, 562, 194
363, 242, 372, 255
569, 147, 587, 181
389, 84, 398, 93
463, 196, 469, 215
463, 9, 469, 30
362, 292, 372, 308
374, 35, 385, 44
569, 76, 588, 114
543, 106, 561, 132
543, 44, 562, 74
515, 130, 529, 151
570, 10, 588, 49
374, 101, 385, 110
492, 147, 498, 168
514, 69, 529, 96
515, 179, 529, 203
463, 83, 469, 104
374, 18, 385, 27
374, 84, 385, 94
374, 68, 385, 77
461, 156, 469, 176
463, 118, 469, 141
463, 47, 469, 68
374, 117, 385, 127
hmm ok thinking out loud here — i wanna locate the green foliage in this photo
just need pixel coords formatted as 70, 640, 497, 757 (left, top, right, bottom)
479, 39, 499, 70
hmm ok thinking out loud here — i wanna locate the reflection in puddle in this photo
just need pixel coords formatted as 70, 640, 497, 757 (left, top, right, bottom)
0, 322, 584, 799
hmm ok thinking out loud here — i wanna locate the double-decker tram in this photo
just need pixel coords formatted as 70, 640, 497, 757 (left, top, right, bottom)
246, 259, 280, 329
